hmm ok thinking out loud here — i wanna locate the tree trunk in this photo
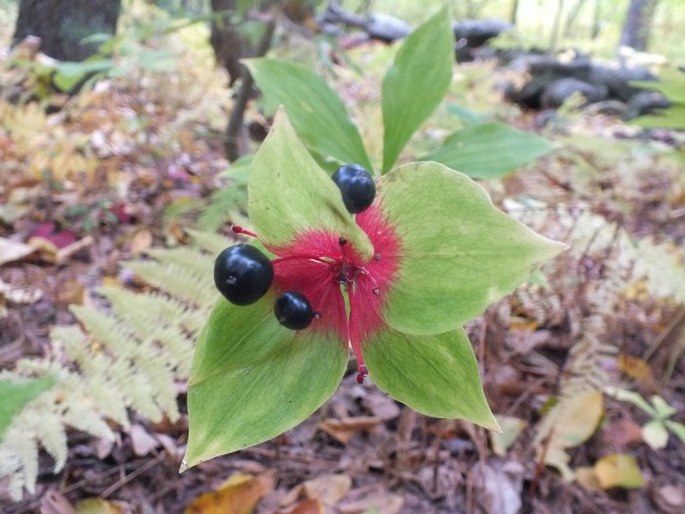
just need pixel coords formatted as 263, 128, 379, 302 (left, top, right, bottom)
510, 0, 520, 24
210, 0, 244, 87
12, 0, 121, 61
619, 0, 658, 51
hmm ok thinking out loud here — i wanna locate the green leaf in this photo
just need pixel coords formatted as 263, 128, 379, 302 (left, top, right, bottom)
650, 395, 677, 419
53, 59, 113, 92
605, 387, 658, 417
364, 328, 498, 428
633, 104, 685, 129
642, 419, 669, 449
245, 58, 372, 169
423, 122, 555, 179
631, 69, 685, 103
0, 375, 56, 440
247, 108, 373, 259
664, 420, 685, 444
378, 162, 566, 335
381, 7, 453, 172
185, 297, 347, 468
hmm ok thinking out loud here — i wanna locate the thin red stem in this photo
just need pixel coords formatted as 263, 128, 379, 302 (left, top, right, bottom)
359, 268, 381, 294
343, 283, 367, 384
231, 225, 258, 238
271, 254, 333, 267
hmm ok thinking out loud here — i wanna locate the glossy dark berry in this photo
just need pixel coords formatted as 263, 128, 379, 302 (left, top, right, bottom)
331, 164, 376, 214
274, 291, 315, 330
214, 244, 273, 305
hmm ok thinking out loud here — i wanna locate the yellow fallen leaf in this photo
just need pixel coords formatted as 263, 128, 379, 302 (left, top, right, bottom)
594, 453, 645, 489
74, 498, 125, 514
490, 415, 526, 456
575, 466, 602, 491
185, 472, 274, 514
536, 391, 604, 480
550, 391, 604, 449
617, 354, 652, 381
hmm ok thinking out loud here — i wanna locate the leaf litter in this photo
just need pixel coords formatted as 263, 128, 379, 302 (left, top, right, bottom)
1, 12, 685, 514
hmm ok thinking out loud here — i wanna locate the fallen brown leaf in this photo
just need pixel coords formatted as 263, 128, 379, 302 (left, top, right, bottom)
318, 416, 382, 444
337, 490, 403, 514
303, 474, 352, 505
184, 471, 275, 514
129, 229, 153, 255
275, 499, 324, 514
129, 423, 159, 457
601, 418, 643, 448
40, 490, 76, 514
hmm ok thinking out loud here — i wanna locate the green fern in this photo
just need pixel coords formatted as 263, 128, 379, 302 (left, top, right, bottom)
0, 232, 224, 500
508, 205, 685, 478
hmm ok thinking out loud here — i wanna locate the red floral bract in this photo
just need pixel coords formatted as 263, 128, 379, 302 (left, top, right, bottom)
262, 203, 401, 382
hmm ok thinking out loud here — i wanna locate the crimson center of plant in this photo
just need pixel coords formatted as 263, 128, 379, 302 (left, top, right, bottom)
235, 203, 401, 384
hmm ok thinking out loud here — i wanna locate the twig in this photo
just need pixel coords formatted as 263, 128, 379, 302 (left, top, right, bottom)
100, 456, 163, 498
224, 17, 276, 161
643, 305, 685, 361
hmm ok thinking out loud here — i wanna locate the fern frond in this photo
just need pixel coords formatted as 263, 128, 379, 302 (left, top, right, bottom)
187, 228, 231, 256
0, 230, 233, 498
147, 247, 213, 280
507, 202, 685, 478
125, 259, 209, 305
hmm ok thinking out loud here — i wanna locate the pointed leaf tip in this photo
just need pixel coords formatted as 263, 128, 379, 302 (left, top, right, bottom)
248, 108, 373, 260
245, 58, 372, 169
382, 7, 453, 172
185, 297, 347, 468
364, 328, 498, 430
378, 161, 567, 335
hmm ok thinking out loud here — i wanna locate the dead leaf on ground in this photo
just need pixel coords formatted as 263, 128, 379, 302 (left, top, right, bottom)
536, 390, 604, 479
0, 278, 43, 305
275, 499, 324, 514
184, 471, 275, 514
302, 474, 352, 505
618, 353, 653, 381
652, 484, 685, 513
600, 418, 643, 448
575, 466, 602, 491
361, 392, 401, 420
337, 489, 403, 514
490, 415, 526, 456
280, 474, 351, 508
40, 490, 76, 514
129, 228, 153, 255
73, 498, 126, 514
0, 236, 35, 265
318, 416, 382, 444
129, 423, 159, 457
593, 453, 645, 489
474, 461, 525, 514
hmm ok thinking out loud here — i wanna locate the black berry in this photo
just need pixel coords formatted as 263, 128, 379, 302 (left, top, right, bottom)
331, 164, 376, 214
214, 244, 273, 305
274, 291, 315, 330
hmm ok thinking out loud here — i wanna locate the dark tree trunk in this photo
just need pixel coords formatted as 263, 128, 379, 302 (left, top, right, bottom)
619, 0, 658, 51
210, 0, 244, 87
12, 0, 121, 61
510, 0, 520, 24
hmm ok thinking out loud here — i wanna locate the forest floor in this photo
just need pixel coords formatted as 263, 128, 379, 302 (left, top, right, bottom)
1, 17, 685, 514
